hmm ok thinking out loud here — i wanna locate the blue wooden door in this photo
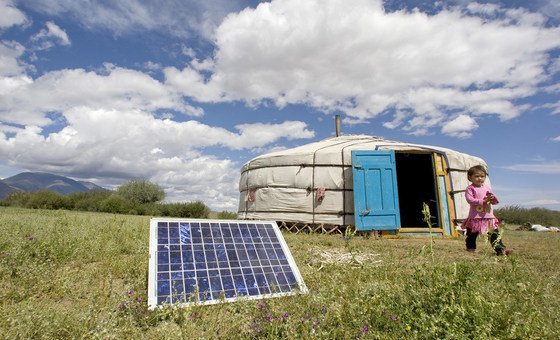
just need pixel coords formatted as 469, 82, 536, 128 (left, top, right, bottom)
351, 150, 401, 231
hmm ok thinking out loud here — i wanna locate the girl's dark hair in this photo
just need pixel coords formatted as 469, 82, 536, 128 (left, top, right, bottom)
467, 165, 488, 178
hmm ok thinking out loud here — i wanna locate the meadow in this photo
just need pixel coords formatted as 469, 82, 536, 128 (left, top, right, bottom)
1, 206, 559, 339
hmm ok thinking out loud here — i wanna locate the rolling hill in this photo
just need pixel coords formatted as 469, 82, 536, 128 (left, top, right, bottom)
0, 172, 105, 200
0, 181, 22, 200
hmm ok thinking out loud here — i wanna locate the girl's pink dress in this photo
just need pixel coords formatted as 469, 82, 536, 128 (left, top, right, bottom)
463, 184, 499, 234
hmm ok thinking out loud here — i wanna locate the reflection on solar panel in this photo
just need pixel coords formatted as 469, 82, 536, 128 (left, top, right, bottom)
148, 219, 307, 309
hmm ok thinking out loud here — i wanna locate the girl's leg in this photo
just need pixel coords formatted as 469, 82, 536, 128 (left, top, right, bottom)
466, 229, 478, 251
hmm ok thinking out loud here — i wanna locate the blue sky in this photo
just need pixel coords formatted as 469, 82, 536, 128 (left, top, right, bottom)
0, 0, 559, 212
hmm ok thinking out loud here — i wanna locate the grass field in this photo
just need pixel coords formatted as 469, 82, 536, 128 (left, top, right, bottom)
1, 207, 559, 339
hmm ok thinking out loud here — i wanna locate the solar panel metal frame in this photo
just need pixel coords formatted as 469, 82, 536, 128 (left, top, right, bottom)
148, 218, 308, 309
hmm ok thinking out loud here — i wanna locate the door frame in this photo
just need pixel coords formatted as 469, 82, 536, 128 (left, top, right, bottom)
351, 149, 456, 236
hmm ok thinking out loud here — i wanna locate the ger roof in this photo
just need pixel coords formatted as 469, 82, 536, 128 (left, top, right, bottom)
242, 135, 484, 171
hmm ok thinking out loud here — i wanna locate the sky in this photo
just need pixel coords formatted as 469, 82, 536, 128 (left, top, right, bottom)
0, 0, 559, 212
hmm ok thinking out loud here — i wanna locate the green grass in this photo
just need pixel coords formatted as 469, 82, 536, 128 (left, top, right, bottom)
1, 207, 559, 339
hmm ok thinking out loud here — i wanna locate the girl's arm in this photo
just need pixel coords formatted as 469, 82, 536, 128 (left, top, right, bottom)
465, 186, 484, 206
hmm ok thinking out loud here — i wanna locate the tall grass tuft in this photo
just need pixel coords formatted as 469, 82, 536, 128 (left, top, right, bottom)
421, 202, 435, 262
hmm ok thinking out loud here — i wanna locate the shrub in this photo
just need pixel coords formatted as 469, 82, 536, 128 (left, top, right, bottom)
495, 205, 560, 226
157, 201, 210, 218
25, 190, 66, 210
117, 179, 165, 204
66, 190, 113, 212
216, 211, 238, 219
134, 203, 162, 216
99, 194, 136, 214
1, 191, 33, 207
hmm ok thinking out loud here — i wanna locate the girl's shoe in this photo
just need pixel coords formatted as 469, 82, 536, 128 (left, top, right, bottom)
466, 249, 476, 253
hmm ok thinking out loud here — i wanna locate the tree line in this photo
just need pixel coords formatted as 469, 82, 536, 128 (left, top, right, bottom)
0, 179, 220, 218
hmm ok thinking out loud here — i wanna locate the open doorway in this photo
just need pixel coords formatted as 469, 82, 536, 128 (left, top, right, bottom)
395, 153, 439, 228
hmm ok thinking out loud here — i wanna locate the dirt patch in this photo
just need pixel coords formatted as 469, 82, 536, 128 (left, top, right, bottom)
307, 247, 382, 269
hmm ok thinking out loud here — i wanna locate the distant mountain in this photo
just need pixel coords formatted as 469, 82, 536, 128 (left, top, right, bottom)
78, 180, 105, 191
0, 172, 106, 200
0, 181, 22, 200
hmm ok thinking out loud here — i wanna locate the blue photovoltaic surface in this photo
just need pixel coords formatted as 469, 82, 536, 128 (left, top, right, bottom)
148, 219, 307, 308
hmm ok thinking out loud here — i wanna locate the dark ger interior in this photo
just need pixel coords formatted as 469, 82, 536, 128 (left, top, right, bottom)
395, 153, 440, 228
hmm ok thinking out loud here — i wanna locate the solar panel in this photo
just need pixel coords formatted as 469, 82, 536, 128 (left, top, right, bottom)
147, 219, 307, 309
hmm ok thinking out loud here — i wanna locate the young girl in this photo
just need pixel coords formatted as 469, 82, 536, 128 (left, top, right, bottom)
463, 165, 511, 255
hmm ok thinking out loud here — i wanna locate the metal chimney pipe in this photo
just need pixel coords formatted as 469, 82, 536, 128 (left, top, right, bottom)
335, 115, 341, 137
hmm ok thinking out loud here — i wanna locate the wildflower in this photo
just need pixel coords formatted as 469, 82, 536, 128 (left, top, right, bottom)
258, 301, 265, 309
312, 321, 320, 328
128, 290, 135, 296
405, 325, 411, 331
301, 311, 311, 323
0, 252, 11, 257
388, 314, 398, 320
282, 312, 289, 321
362, 325, 369, 332
26, 234, 34, 240
267, 314, 274, 322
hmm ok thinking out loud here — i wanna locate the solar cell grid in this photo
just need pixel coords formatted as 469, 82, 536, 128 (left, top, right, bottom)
148, 219, 307, 308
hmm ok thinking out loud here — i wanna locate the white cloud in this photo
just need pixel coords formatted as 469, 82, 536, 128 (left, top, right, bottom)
166, 0, 560, 135
525, 199, 560, 206
552, 136, 560, 142
537, 0, 560, 20
0, 108, 314, 169
536, 99, 560, 114
30, 21, 71, 50
2, 0, 559, 211
164, 66, 222, 102
0, 64, 202, 126
19, 0, 246, 39
382, 110, 409, 130
441, 114, 478, 138
153, 155, 239, 210
0, 0, 28, 28
503, 161, 560, 174
0, 23, 316, 210
549, 57, 560, 75
141, 61, 162, 73
0, 105, 314, 209
0, 122, 19, 133
231, 121, 315, 149
0, 40, 27, 77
